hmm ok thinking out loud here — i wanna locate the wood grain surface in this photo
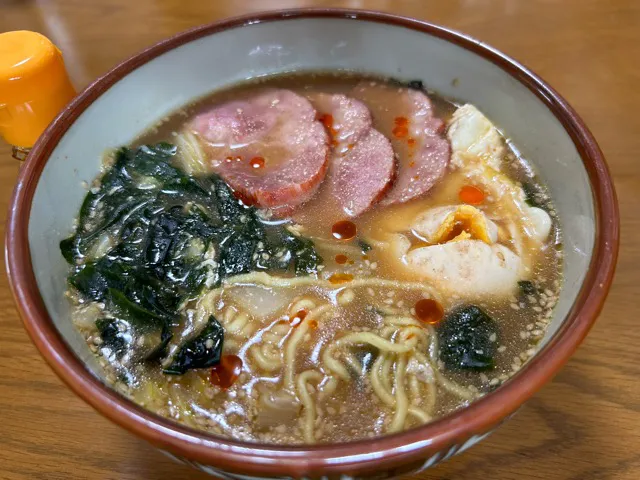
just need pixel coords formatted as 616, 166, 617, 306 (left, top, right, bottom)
0, 1, 638, 479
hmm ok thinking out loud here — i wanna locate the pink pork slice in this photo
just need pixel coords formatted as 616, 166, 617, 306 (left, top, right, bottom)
351, 82, 450, 206
309, 93, 395, 217
191, 89, 329, 209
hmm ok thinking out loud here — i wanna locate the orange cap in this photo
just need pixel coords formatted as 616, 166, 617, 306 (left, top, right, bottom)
0, 31, 76, 147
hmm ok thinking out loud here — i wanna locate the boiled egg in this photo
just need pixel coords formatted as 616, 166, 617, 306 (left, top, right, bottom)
447, 104, 552, 244
412, 205, 498, 245
401, 204, 522, 298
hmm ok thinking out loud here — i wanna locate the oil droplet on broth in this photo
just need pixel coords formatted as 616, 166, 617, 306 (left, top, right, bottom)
414, 299, 444, 325
210, 355, 243, 389
332, 220, 357, 240
329, 273, 354, 284
250, 156, 265, 169
290, 309, 308, 327
335, 254, 349, 264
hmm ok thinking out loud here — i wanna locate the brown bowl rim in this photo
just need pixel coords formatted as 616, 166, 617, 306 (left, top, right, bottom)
5, 7, 619, 477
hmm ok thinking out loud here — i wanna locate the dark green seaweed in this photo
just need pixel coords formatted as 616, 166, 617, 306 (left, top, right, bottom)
62, 143, 322, 374
163, 316, 224, 375
438, 305, 498, 371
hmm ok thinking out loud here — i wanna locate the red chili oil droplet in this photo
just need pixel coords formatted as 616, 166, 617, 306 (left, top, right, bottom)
394, 116, 409, 126
319, 113, 334, 129
210, 355, 243, 389
392, 126, 408, 138
335, 254, 349, 264
308, 319, 318, 329
289, 309, 308, 327
235, 156, 242, 162
250, 156, 265, 169
328, 273, 354, 284
414, 299, 444, 325
407, 137, 416, 147
459, 185, 485, 205
319, 113, 339, 145
331, 220, 357, 240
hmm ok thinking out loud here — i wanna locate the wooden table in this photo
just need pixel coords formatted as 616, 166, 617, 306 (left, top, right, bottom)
1, 1, 638, 479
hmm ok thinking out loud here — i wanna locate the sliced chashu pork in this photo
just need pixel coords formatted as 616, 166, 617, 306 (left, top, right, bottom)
351, 82, 450, 206
308, 93, 395, 217
190, 89, 329, 210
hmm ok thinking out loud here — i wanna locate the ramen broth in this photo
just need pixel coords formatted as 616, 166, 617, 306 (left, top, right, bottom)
64, 72, 562, 444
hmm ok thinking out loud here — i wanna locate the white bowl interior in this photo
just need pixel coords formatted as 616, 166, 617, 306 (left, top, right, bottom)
28, 17, 594, 378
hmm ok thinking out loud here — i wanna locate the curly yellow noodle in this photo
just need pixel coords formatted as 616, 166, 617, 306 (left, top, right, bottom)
192, 272, 475, 439
227, 310, 250, 335
378, 326, 398, 339
247, 320, 291, 372
370, 354, 395, 406
423, 378, 438, 414
413, 351, 475, 401
334, 332, 417, 353
224, 272, 439, 300
250, 345, 282, 372
383, 315, 423, 327
408, 407, 431, 423
389, 354, 409, 432
288, 298, 317, 314
284, 304, 332, 391
284, 321, 310, 390
296, 370, 324, 443
318, 376, 339, 400
380, 354, 394, 393
322, 344, 351, 381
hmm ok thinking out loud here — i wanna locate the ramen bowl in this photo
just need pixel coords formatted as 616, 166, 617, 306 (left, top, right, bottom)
5, 8, 618, 479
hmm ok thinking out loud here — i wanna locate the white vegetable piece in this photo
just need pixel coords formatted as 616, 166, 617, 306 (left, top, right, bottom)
226, 286, 295, 321
447, 104, 504, 171
447, 104, 552, 244
174, 130, 208, 175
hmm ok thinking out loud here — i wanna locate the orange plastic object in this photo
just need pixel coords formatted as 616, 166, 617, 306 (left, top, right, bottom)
0, 31, 76, 147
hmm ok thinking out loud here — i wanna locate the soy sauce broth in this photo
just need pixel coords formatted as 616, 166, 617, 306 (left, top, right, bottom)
67, 71, 563, 445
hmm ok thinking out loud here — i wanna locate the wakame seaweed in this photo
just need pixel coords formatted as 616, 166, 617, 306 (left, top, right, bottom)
163, 316, 224, 375
438, 305, 498, 371
63, 143, 322, 374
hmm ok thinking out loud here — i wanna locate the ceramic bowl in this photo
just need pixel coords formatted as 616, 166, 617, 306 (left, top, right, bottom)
6, 8, 618, 479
